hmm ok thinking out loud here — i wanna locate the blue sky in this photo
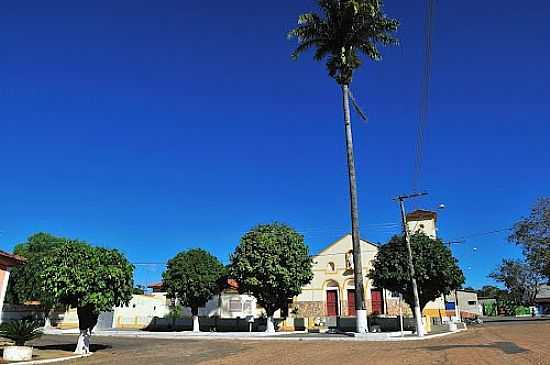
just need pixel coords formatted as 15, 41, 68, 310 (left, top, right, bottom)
0, 0, 548, 289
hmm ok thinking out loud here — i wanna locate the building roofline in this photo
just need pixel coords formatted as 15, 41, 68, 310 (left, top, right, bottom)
406, 209, 438, 223
313, 233, 378, 258
0, 251, 26, 267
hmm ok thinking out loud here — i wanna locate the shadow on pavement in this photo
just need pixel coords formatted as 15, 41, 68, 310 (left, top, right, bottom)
34, 343, 111, 352
425, 341, 528, 355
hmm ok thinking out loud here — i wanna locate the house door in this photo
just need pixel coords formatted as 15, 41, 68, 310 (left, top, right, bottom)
326, 290, 339, 316
347, 289, 356, 316
371, 289, 384, 315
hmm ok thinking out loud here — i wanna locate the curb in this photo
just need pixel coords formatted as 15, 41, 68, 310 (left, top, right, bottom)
46, 329, 467, 342
8, 353, 92, 365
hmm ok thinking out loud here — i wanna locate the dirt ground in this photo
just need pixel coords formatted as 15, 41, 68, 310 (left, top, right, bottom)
37, 322, 550, 365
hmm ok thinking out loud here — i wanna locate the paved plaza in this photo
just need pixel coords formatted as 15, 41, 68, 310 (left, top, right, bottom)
33, 322, 550, 365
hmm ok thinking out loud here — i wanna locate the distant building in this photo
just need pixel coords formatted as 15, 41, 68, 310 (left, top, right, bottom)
536, 285, 550, 315
0, 251, 25, 323
147, 279, 261, 320
407, 209, 437, 239
444, 289, 482, 317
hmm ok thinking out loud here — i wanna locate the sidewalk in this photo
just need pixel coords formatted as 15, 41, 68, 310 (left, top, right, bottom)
43, 327, 465, 342
481, 315, 550, 323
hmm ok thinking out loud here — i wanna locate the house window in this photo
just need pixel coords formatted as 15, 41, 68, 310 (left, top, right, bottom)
327, 262, 335, 273
468, 300, 477, 306
229, 300, 242, 312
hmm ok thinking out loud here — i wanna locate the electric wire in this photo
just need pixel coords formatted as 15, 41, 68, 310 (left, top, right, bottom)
412, 0, 436, 196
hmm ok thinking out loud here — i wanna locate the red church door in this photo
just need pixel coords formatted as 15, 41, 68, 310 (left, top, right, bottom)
347, 289, 356, 316
371, 289, 384, 315
326, 290, 339, 316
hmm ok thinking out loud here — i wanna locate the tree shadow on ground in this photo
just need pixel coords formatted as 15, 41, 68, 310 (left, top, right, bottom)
425, 341, 528, 355
34, 344, 111, 352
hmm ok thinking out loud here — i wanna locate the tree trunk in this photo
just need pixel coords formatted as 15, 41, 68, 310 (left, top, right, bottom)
265, 308, 275, 333
265, 316, 275, 333
191, 306, 200, 333
44, 316, 52, 329
75, 329, 91, 355
43, 307, 52, 329
75, 306, 98, 355
341, 83, 368, 334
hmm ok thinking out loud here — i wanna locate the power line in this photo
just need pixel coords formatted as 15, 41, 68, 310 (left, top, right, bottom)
451, 227, 513, 241
412, 0, 436, 195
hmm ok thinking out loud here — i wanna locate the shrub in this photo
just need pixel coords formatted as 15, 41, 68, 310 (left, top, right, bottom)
0, 320, 43, 346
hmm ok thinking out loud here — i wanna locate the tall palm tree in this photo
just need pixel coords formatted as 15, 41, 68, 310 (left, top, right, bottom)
289, 0, 399, 333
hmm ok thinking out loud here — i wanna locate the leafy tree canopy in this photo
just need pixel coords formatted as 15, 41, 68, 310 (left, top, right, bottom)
289, 0, 399, 85
368, 233, 465, 313
489, 259, 541, 306
6, 232, 66, 306
509, 197, 550, 282
230, 223, 313, 316
13, 232, 66, 257
162, 248, 225, 314
476, 285, 508, 299
40, 241, 134, 326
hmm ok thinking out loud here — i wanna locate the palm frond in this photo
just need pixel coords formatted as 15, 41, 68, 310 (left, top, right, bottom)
289, 0, 399, 84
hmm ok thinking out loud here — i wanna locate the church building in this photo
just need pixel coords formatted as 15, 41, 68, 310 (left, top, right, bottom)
292, 210, 446, 320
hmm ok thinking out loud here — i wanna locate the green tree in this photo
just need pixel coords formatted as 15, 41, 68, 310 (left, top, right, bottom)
40, 241, 133, 354
289, 0, 399, 334
162, 249, 225, 332
476, 285, 508, 299
489, 259, 541, 306
132, 285, 146, 295
369, 233, 465, 314
509, 197, 550, 282
6, 233, 66, 319
230, 223, 313, 332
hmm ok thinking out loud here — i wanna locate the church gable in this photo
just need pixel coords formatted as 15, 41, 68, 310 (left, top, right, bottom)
314, 234, 378, 258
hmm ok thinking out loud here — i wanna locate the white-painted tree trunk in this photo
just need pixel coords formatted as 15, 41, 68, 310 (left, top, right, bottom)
74, 329, 91, 354
356, 310, 368, 334
192, 315, 200, 333
44, 316, 51, 329
265, 316, 275, 333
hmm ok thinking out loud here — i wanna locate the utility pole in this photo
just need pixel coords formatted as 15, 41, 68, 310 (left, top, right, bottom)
394, 192, 427, 337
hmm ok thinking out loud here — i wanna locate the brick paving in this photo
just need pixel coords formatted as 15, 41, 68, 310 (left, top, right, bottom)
36, 322, 550, 365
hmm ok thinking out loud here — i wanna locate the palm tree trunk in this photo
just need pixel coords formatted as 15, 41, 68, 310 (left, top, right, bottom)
342, 83, 368, 334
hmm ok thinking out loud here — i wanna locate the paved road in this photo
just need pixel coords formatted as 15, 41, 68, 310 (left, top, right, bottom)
33, 321, 550, 364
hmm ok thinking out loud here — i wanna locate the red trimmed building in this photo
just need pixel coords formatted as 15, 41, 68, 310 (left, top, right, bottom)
0, 251, 25, 322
